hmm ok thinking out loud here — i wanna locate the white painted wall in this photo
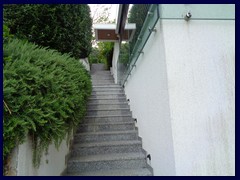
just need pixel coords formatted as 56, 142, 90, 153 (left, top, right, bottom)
112, 42, 120, 83
123, 18, 235, 175
9, 134, 72, 176
80, 58, 90, 71
124, 20, 176, 176
163, 19, 235, 176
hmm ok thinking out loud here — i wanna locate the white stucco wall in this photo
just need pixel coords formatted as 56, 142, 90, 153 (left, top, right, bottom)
80, 58, 90, 71
123, 18, 235, 175
112, 42, 120, 83
163, 19, 235, 176
10, 134, 72, 176
124, 20, 176, 176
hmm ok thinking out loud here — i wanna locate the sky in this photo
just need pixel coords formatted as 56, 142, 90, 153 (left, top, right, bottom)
89, 4, 119, 23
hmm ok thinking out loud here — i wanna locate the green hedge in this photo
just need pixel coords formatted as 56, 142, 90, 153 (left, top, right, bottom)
3, 34, 92, 167
4, 4, 92, 59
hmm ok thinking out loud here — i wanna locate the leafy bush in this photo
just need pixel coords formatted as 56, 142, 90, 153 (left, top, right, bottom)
3, 36, 92, 167
88, 47, 104, 64
89, 42, 114, 69
4, 4, 92, 59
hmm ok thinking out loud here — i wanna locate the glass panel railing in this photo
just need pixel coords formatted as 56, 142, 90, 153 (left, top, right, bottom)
159, 4, 235, 20
117, 4, 235, 86
118, 4, 160, 86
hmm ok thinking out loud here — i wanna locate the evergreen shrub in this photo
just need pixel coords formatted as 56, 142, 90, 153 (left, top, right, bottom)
4, 4, 92, 59
3, 36, 92, 167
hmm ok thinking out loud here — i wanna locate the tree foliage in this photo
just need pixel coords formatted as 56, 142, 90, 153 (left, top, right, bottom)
97, 42, 114, 70
88, 4, 115, 69
88, 47, 104, 64
4, 4, 92, 59
3, 26, 92, 167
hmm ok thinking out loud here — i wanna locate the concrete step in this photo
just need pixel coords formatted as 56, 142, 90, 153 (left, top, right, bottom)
91, 75, 113, 78
92, 80, 115, 83
92, 88, 123, 92
87, 103, 129, 110
91, 75, 114, 80
91, 74, 113, 77
83, 115, 133, 124
74, 130, 138, 143
77, 121, 135, 133
71, 140, 143, 157
90, 94, 126, 99
88, 98, 127, 104
65, 66, 153, 176
91, 64, 106, 71
65, 167, 153, 176
67, 152, 147, 173
92, 83, 116, 86
91, 71, 111, 74
87, 109, 131, 116
91, 90, 124, 95
91, 79, 114, 83
92, 84, 121, 88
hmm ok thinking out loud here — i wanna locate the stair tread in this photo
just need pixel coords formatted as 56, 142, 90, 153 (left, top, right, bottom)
91, 93, 125, 95
92, 85, 121, 87
76, 130, 137, 136
65, 68, 153, 176
69, 152, 145, 162
89, 97, 126, 100
88, 102, 128, 105
79, 121, 134, 126
87, 108, 130, 111
65, 167, 152, 176
73, 140, 141, 148
85, 114, 132, 118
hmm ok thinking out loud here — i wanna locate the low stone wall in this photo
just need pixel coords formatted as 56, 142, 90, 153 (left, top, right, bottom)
80, 58, 90, 71
6, 132, 73, 176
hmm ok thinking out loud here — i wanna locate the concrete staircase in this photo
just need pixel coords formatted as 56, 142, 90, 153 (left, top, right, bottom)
65, 64, 153, 176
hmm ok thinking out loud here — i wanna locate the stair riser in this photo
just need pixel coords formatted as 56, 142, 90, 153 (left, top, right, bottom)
92, 85, 121, 88
90, 94, 126, 99
91, 72, 111, 74
71, 144, 143, 157
77, 123, 135, 133
87, 110, 131, 116
91, 76, 112, 79
88, 99, 126, 104
91, 75, 114, 80
83, 116, 133, 124
91, 91, 124, 95
88, 104, 129, 110
92, 88, 122, 91
92, 81, 115, 84
91, 77, 114, 79
65, 65, 153, 176
92, 78, 114, 81
74, 132, 138, 143
92, 84, 117, 86
67, 158, 147, 173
